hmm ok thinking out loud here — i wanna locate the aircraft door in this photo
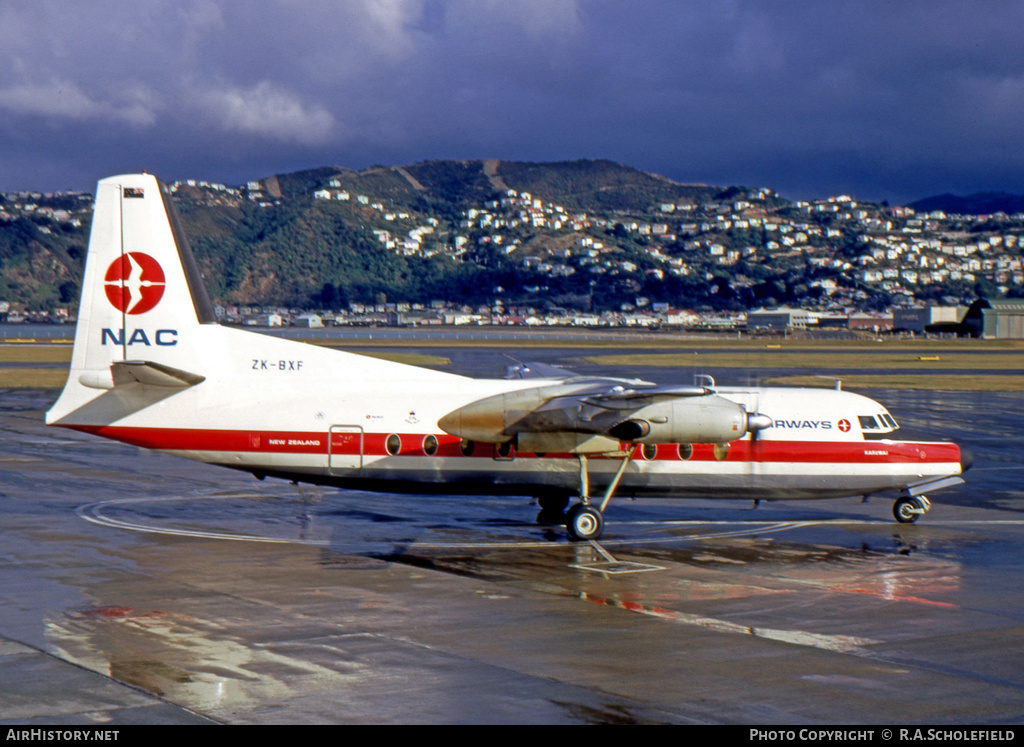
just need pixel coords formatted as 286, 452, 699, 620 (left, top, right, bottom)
329, 425, 363, 473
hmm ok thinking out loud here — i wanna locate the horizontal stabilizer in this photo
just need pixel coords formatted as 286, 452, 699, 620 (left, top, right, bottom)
111, 360, 206, 388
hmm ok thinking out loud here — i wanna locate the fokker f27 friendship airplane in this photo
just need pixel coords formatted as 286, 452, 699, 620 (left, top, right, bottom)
47, 173, 971, 541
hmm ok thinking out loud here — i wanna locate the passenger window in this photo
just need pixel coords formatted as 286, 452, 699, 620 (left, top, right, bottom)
385, 434, 402, 455
422, 435, 438, 456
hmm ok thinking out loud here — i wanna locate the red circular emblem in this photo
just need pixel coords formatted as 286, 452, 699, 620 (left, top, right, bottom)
837, 419, 851, 432
104, 253, 166, 314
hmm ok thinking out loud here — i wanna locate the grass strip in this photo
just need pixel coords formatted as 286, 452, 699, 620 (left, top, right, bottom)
352, 351, 450, 366
0, 369, 70, 389
584, 352, 1024, 370
0, 346, 73, 363
764, 374, 1024, 391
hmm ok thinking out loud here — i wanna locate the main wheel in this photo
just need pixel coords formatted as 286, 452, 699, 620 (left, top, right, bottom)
893, 496, 923, 524
566, 504, 604, 541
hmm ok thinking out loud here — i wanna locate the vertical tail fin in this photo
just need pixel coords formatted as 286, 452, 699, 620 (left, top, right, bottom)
47, 173, 216, 423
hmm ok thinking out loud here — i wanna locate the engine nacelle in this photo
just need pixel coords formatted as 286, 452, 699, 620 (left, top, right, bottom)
606, 396, 751, 445
438, 384, 764, 446
437, 384, 573, 443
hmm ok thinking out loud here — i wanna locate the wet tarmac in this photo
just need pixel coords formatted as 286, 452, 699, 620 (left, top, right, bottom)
2, 350, 1024, 724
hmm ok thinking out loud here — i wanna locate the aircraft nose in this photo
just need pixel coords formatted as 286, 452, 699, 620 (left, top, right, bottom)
960, 446, 975, 473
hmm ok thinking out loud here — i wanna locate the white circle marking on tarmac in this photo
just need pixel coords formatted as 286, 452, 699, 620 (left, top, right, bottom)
77, 495, 1024, 550
76, 496, 331, 545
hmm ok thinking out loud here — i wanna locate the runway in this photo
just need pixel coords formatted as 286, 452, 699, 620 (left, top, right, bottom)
2, 384, 1024, 725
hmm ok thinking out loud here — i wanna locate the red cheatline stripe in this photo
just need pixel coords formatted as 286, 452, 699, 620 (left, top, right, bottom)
64, 425, 962, 465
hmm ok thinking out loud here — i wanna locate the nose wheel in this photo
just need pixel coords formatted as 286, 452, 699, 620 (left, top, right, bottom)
893, 495, 930, 523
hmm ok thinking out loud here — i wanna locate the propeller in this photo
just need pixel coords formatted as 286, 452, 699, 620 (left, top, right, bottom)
746, 410, 773, 436
744, 385, 772, 497
743, 372, 772, 443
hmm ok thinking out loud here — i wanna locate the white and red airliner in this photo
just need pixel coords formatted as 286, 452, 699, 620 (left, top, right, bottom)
47, 173, 971, 540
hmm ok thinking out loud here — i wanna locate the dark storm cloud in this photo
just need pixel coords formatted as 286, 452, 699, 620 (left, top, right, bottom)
2, 0, 1024, 203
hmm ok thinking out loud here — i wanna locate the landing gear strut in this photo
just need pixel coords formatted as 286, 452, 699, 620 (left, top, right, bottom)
893, 495, 931, 524
564, 445, 638, 541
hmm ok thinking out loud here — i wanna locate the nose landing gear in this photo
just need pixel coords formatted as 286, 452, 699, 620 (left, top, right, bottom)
893, 495, 931, 524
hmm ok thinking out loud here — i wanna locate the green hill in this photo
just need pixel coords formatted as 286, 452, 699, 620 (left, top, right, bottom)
0, 211, 90, 311
179, 197, 482, 308
0, 159, 775, 313
494, 159, 722, 212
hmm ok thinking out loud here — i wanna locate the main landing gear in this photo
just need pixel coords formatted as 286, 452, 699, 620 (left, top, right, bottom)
561, 444, 639, 541
893, 495, 931, 524
566, 503, 604, 541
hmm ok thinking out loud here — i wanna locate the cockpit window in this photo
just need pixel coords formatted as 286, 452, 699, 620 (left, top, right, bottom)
860, 412, 900, 440
858, 415, 879, 430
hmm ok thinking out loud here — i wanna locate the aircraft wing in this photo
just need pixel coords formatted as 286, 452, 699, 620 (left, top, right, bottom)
577, 384, 712, 409
438, 378, 762, 446
504, 361, 655, 387
505, 382, 712, 436
504, 361, 577, 379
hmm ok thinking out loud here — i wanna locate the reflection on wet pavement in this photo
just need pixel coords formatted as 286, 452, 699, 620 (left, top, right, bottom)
4, 384, 1024, 724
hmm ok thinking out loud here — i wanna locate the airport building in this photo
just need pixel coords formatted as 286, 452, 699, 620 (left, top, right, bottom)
892, 306, 965, 334
746, 307, 809, 332
963, 298, 1024, 339
847, 312, 894, 332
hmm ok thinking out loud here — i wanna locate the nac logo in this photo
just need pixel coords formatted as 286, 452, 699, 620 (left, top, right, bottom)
104, 252, 165, 315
